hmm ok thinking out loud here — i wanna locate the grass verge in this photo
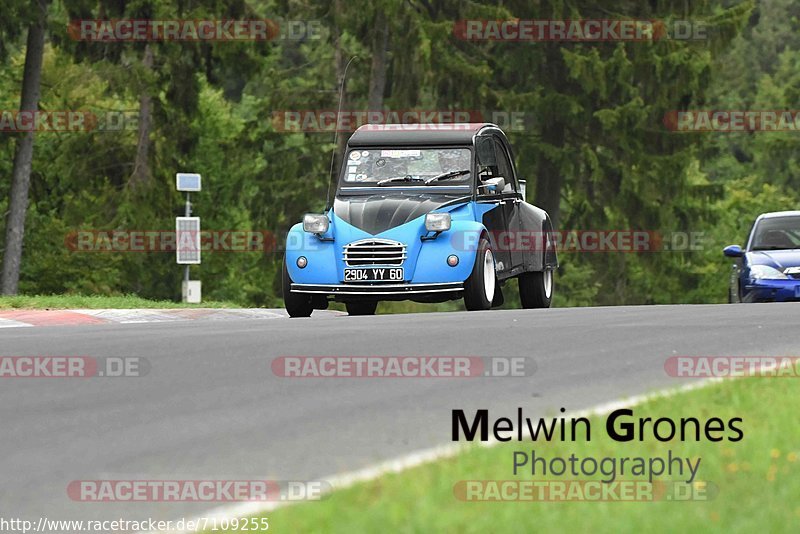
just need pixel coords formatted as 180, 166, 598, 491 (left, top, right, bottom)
254, 378, 799, 533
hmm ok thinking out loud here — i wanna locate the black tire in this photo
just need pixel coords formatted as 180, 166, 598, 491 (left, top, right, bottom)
519, 269, 553, 309
345, 300, 378, 316
282, 259, 313, 317
463, 237, 496, 311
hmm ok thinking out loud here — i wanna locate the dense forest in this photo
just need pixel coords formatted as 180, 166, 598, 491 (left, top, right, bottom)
1, 0, 798, 308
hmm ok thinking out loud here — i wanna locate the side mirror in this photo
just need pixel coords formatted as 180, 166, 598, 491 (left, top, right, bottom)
475, 136, 496, 167
481, 177, 505, 194
518, 179, 527, 199
723, 245, 743, 258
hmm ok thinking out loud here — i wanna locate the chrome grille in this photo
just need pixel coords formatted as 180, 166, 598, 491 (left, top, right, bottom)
343, 239, 407, 267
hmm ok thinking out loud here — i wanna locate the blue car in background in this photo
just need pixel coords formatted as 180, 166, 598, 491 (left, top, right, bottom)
282, 123, 558, 317
724, 211, 800, 302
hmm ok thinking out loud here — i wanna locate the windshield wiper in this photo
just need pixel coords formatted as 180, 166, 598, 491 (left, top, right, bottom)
424, 169, 471, 184
376, 175, 426, 186
752, 246, 798, 251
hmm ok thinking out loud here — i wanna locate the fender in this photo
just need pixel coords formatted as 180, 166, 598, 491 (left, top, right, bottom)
518, 202, 559, 272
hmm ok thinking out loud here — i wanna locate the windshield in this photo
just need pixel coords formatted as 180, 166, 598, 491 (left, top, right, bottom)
341, 148, 471, 185
750, 216, 800, 250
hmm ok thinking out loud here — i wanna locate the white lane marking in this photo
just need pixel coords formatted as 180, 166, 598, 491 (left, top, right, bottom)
0, 318, 33, 328
143, 377, 721, 534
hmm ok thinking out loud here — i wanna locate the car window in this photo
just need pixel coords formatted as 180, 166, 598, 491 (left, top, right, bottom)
750, 216, 800, 250
493, 138, 517, 192
341, 148, 471, 184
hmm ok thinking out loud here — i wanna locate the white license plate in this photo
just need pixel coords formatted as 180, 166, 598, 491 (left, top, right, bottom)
344, 267, 404, 282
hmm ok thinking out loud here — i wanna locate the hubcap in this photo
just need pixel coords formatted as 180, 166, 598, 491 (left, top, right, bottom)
483, 248, 496, 303
543, 269, 553, 298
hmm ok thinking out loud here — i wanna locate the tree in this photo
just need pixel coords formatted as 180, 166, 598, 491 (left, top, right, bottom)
2, 0, 50, 295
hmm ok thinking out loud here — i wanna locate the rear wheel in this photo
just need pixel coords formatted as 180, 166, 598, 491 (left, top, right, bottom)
282, 259, 313, 317
519, 269, 553, 309
345, 300, 378, 316
464, 237, 496, 311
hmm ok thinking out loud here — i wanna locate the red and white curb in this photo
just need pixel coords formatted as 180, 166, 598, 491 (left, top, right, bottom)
0, 308, 339, 328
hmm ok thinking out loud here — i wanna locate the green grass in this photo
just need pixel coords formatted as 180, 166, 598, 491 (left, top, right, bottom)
0, 294, 239, 309
255, 378, 800, 533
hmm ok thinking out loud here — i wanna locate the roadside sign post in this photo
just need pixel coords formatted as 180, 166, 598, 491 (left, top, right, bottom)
176, 173, 202, 303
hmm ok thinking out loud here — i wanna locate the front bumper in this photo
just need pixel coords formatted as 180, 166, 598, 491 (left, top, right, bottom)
743, 279, 800, 302
291, 282, 463, 296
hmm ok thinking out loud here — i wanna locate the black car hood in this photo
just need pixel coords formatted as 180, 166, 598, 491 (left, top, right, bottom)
334, 192, 467, 235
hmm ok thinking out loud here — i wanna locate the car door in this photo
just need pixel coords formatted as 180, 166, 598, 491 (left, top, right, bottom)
477, 189, 512, 275
475, 135, 511, 275
493, 138, 524, 272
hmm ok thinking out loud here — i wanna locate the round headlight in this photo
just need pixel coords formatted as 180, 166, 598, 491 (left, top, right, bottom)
447, 255, 459, 267
297, 256, 308, 268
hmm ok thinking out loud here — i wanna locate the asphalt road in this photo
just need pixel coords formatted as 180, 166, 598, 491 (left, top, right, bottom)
0, 303, 796, 529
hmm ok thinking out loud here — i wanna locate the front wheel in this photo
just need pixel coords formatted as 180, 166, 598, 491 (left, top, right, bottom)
729, 280, 742, 303
282, 259, 313, 317
345, 301, 378, 316
519, 269, 553, 309
464, 237, 496, 311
